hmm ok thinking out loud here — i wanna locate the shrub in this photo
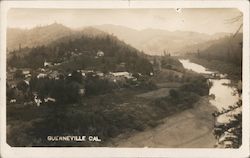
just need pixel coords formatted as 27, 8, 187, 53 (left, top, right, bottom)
169, 89, 179, 98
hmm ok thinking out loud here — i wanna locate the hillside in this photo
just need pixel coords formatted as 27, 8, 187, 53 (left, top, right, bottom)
8, 27, 153, 75
94, 24, 230, 55
7, 23, 72, 52
184, 33, 243, 80
189, 33, 242, 66
7, 24, 212, 147
8, 23, 231, 56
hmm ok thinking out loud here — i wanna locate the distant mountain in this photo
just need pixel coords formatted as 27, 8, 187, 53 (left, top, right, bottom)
7, 23, 72, 52
94, 24, 230, 55
7, 23, 114, 53
8, 27, 153, 75
7, 23, 231, 56
212, 32, 233, 40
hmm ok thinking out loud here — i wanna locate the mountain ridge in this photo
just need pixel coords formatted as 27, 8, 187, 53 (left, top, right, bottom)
7, 23, 232, 55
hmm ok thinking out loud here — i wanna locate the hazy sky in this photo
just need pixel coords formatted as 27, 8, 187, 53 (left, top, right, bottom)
8, 8, 242, 34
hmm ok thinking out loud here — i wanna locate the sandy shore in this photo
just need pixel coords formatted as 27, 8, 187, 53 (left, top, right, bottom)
108, 97, 218, 148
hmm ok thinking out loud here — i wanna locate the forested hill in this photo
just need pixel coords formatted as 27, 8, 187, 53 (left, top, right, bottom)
7, 23, 72, 52
184, 33, 243, 80
8, 23, 230, 56
94, 24, 231, 55
192, 33, 242, 66
8, 27, 153, 75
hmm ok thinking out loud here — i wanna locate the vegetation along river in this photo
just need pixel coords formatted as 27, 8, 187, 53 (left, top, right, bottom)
179, 59, 242, 148
179, 59, 241, 124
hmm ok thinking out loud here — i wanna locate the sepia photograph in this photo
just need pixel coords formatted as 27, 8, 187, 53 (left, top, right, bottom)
1, 0, 250, 157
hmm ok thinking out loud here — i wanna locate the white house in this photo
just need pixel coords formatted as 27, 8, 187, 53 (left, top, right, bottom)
111, 72, 133, 79
10, 99, 16, 103
22, 70, 30, 75
25, 74, 32, 78
97, 72, 104, 77
37, 73, 47, 79
97, 50, 104, 57
24, 80, 30, 85
34, 96, 42, 107
79, 88, 85, 95
81, 72, 86, 77
54, 63, 61, 66
44, 61, 52, 67
44, 97, 56, 103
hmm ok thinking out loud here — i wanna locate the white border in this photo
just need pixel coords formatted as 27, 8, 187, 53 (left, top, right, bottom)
0, 1, 249, 158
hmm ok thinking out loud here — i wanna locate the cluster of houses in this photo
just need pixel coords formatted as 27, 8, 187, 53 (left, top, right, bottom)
7, 49, 155, 107
8, 68, 139, 106
34, 94, 56, 107
8, 68, 144, 108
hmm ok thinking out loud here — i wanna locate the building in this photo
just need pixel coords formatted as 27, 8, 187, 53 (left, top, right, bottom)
34, 95, 42, 107
44, 61, 52, 67
22, 70, 30, 75
111, 72, 133, 79
79, 88, 85, 96
48, 71, 61, 80
108, 72, 135, 84
24, 80, 30, 85
44, 97, 56, 103
97, 50, 104, 57
37, 73, 47, 79
97, 72, 104, 77
25, 74, 32, 78
10, 99, 16, 103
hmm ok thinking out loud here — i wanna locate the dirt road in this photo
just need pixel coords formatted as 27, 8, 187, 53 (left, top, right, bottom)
109, 97, 217, 148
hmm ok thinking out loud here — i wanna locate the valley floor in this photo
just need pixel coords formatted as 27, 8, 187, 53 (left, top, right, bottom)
108, 97, 217, 148
7, 67, 213, 147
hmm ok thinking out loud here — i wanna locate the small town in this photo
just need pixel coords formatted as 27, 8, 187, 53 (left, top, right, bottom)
7, 48, 156, 106
6, 8, 243, 150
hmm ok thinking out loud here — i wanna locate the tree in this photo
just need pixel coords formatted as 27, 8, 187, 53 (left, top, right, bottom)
14, 70, 24, 78
17, 81, 29, 92
71, 70, 83, 83
169, 89, 179, 98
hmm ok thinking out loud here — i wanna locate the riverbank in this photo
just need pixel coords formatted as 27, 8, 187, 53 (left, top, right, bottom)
186, 56, 241, 82
107, 96, 217, 148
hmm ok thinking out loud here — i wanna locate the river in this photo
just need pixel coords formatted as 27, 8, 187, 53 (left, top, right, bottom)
111, 59, 241, 148
179, 59, 241, 124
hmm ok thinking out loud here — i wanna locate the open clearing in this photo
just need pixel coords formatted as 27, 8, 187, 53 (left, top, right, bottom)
108, 97, 217, 148
136, 88, 175, 99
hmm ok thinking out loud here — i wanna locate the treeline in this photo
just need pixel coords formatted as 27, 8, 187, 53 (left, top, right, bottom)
196, 34, 242, 66
154, 75, 209, 114
184, 34, 243, 80
7, 75, 209, 147
8, 33, 153, 75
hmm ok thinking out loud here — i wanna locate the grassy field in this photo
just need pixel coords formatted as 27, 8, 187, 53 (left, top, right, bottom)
108, 97, 217, 148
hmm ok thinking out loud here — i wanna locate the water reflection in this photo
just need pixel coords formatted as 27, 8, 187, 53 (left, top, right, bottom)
179, 59, 240, 124
179, 59, 213, 74
209, 79, 239, 111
